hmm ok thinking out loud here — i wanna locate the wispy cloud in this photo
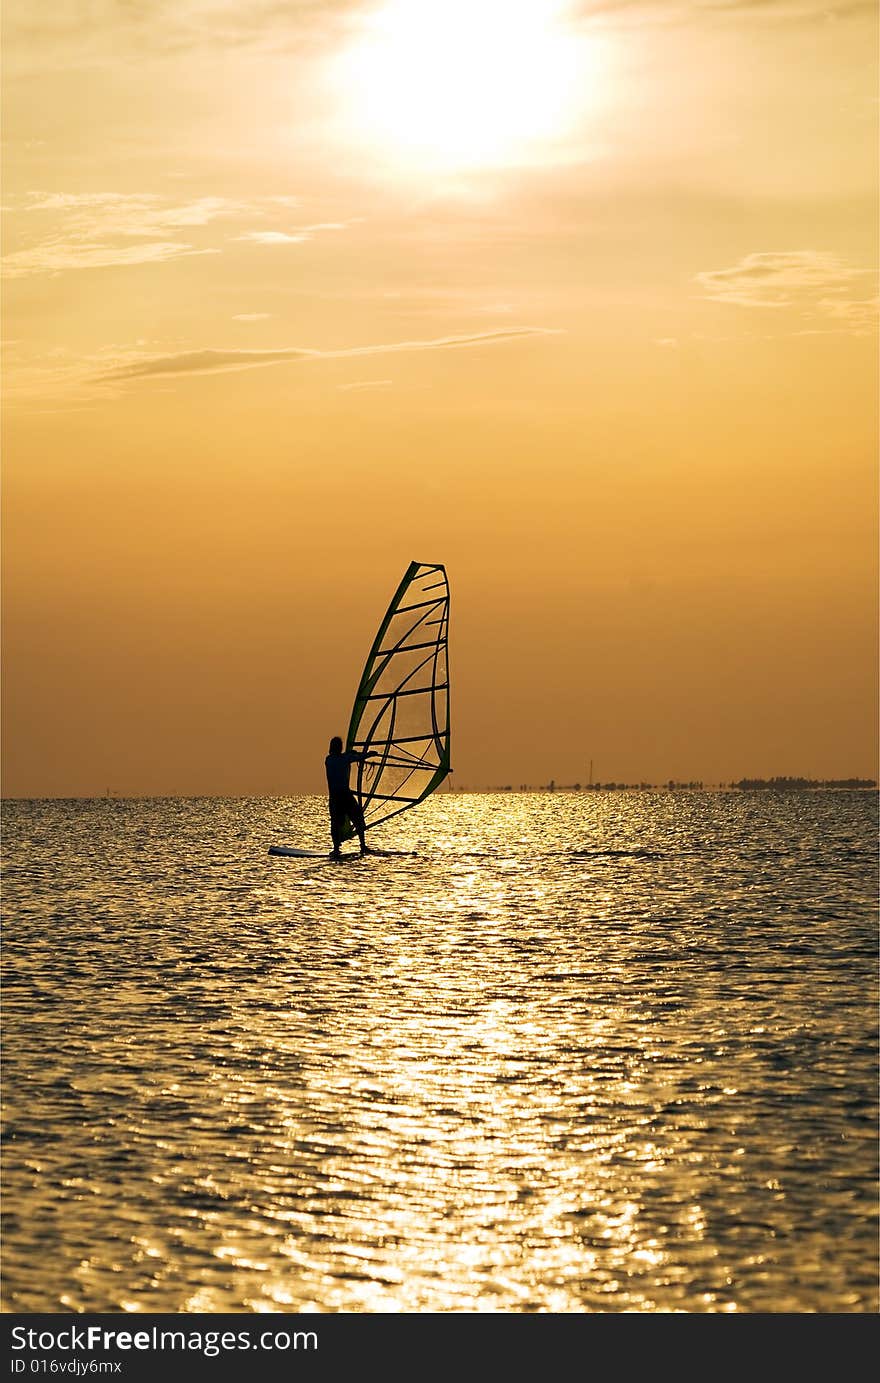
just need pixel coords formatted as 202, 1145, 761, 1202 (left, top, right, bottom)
103, 347, 314, 380
100, 327, 561, 381
2, 241, 217, 277
815, 295, 878, 322
235, 222, 352, 246
3, 1, 366, 71
576, 0, 874, 25
6, 0, 866, 69
695, 250, 877, 333
808, 296, 880, 334
2, 192, 241, 278
2, 193, 358, 279
696, 251, 858, 307
18, 191, 238, 228
235, 231, 311, 245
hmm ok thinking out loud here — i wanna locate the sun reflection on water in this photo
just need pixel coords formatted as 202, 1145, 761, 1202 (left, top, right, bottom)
1, 791, 877, 1311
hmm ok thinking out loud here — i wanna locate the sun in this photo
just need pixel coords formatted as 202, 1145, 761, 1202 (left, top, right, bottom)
331, 0, 600, 173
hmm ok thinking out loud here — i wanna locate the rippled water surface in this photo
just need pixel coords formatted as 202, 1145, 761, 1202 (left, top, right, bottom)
2, 791, 877, 1313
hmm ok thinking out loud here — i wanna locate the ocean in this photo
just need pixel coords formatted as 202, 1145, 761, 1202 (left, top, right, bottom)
1, 790, 877, 1315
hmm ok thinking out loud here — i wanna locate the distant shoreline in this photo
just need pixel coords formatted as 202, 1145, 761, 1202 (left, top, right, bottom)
478, 778, 879, 793
2, 780, 878, 803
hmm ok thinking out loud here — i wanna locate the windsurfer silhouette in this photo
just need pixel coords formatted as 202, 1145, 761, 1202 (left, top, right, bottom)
325, 736, 373, 859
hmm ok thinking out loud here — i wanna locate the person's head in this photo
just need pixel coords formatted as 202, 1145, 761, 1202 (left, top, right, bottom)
329, 735, 343, 755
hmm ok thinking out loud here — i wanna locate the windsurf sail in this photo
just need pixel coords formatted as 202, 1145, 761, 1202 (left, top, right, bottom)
343, 560, 450, 839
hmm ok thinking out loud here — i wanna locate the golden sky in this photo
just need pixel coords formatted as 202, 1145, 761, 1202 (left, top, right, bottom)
2, 0, 878, 796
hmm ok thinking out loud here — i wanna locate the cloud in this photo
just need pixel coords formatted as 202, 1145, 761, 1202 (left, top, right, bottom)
235, 222, 355, 245
2, 1, 365, 71
20, 192, 238, 229
236, 231, 310, 245
576, 0, 874, 24
695, 251, 877, 332
104, 347, 315, 380
100, 327, 561, 381
696, 251, 858, 306
3, 194, 358, 278
812, 296, 880, 334
6, 0, 866, 67
2, 192, 243, 278
2, 241, 217, 277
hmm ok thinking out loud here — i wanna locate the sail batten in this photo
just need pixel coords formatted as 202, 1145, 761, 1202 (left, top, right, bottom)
361, 683, 448, 702
376, 638, 442, 656
343, 560, 450, 839
394, 598, 446, 614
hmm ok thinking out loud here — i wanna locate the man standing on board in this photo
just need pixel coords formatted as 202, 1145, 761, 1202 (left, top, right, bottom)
325, 736, 373, 859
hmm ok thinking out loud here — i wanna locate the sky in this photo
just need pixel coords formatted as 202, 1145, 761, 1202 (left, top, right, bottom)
1, 0, 877, 797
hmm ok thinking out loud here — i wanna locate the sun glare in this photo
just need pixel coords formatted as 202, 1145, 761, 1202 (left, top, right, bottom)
332, 0, 600, 173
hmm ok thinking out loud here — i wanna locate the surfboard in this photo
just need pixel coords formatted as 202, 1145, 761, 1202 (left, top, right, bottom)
268, 845, 356, 860
268, 845, 416, 860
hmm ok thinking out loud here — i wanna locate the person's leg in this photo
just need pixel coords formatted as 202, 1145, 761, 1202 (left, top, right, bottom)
329, 798, 343, 857
347, 792, 369, 854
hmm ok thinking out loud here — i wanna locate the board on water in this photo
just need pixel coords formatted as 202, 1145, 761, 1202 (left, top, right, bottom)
268, 844, 417, 860
268, 845, 355, 860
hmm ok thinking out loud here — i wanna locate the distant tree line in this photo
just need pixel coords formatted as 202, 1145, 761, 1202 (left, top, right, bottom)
731, 777, 877, 790
472, 777, 877, 793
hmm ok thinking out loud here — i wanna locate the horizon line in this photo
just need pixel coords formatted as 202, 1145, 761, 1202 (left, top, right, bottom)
2, 778, 877, 804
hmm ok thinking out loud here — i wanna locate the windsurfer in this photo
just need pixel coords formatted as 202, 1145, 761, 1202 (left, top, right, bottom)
325, 736, 373, 858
